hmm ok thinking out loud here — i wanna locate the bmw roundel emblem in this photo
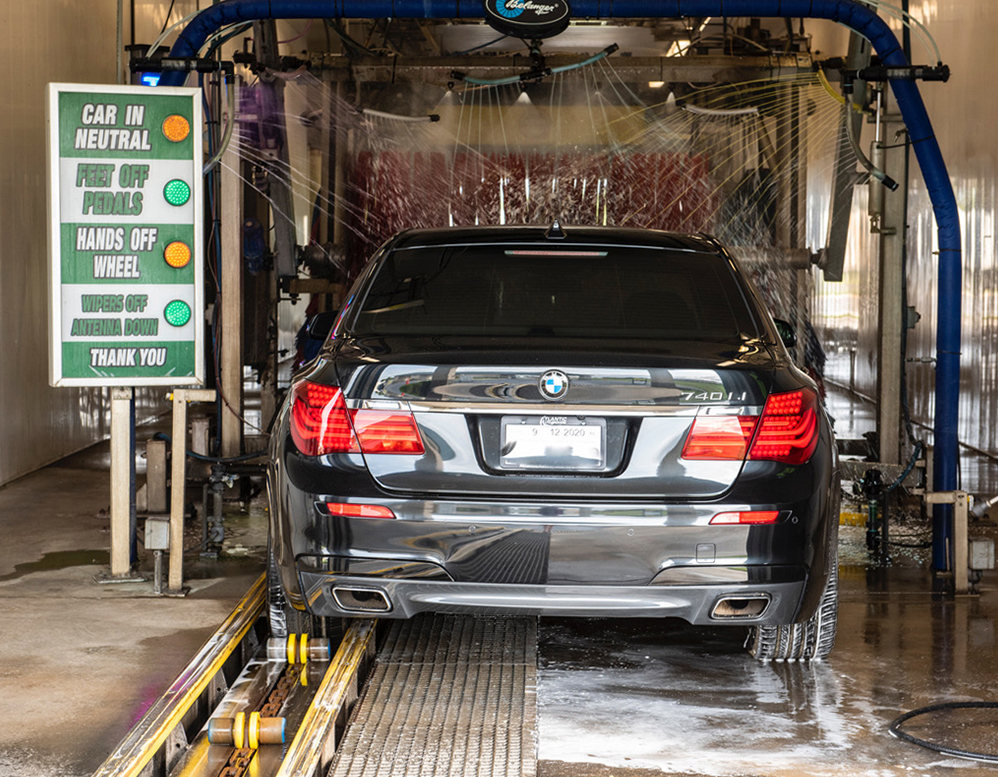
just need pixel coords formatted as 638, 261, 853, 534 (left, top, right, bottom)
539, 370, 569, 400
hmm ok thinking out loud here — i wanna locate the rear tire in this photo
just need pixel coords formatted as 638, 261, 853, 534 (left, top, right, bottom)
747, 559, 838, 662
267, 543, 302, 638
268, 544, 346, 641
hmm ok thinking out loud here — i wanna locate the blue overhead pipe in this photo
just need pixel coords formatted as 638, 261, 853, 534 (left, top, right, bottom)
166, 0, 961, 570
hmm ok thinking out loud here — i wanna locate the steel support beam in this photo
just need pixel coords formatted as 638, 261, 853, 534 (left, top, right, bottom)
256, 19, 296, 432
220, 127, 244, 457
109, 387, 134, 578
332, 52, 813, 84
876, 109, 907, 466
332, 81, 349, 254
255, 20, 299, 280
775, 84, 807, 362
169, 389, 217, 595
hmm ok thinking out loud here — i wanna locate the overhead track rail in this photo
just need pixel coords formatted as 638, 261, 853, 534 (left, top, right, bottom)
311, 52, 816, 83
161, 0, 961, 572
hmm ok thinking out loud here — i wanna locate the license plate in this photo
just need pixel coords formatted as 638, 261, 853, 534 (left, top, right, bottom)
500, 416, 606, 470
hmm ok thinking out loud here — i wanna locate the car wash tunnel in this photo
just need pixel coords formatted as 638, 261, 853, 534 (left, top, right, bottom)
10, 0, 998, 775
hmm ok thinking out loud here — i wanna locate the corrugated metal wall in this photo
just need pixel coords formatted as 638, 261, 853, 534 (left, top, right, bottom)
0, 1, 210, 486
0, 2, 120, 484
811, 2, 998, 458
0, 0, 221, 484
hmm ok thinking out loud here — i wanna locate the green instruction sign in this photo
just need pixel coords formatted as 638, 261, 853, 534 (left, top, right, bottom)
47, 83, 204, 387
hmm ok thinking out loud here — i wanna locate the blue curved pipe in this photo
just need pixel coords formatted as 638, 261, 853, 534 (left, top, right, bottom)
167, 0, 961, 570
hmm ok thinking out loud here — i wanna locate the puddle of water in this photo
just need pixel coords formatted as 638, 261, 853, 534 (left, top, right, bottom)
0, 550, 109, 582
0, 746, 88, 777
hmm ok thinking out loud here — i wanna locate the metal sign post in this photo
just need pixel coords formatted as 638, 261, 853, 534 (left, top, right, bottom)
47, 83, 204, 582
168, 389, 217, 595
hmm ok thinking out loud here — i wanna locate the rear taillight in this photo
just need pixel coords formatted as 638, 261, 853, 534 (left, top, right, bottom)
290, 382, 359, 455
289, 381, 424, 457
710, 510, 780, 525
681, 416, 758, 460
351, 409, 424, 453
681, 388, 819, 465
325, 503, 396, 519
748, 388, 819, 465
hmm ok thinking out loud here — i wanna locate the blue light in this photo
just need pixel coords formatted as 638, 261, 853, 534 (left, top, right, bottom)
140, 73, 162, 87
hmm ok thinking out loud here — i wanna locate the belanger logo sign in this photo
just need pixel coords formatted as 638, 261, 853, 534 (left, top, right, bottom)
483, 0, 571, 38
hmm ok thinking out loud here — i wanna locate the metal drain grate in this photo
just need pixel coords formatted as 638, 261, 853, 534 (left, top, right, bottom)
328, 614, 537, 777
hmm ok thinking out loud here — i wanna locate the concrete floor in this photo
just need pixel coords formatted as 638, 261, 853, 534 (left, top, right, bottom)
0, 445, 264, 777
3, 388, 998, 776
537, 540, 998, 776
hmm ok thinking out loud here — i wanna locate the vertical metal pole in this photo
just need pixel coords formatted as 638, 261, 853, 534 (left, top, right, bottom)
876, 106, 905, 466
153, 551, 163, 595
776, 84, 807, 359
110, 387, 133, 577
776, 88, 793, 252
169, 392, 188, 593
954, 492, 968, 594
167, 389, 216, 595
116, 0, 123, 85
318, 77, 333, 247
791, 88, 807, 354
255, 20, 295, 431
220, 116, 244, 458
333, 82, 348, 254
819, 32, 869, 297
129, 393, 137, 564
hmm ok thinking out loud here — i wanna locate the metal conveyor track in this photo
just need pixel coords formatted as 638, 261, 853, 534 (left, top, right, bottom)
328, 614, 538, 777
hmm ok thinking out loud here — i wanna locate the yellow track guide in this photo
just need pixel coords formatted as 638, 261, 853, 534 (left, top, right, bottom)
274, 619, 377, 777
92, 573, 378, 777
92, 574, 266, 777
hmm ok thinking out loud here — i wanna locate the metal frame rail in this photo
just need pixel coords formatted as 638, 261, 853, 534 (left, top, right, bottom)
91, 575, 377, 777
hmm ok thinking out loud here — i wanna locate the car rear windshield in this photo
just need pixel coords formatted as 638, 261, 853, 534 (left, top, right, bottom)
352, 244, 761, 340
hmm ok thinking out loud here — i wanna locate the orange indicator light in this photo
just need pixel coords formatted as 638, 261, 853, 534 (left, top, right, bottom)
162, 114, 190, 142
164, 241, 192, 268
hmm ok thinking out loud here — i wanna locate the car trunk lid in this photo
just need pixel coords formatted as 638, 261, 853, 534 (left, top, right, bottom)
332, 335, 777, 499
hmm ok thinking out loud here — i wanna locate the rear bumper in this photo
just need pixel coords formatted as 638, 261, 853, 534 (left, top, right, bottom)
297, 563, 807, 624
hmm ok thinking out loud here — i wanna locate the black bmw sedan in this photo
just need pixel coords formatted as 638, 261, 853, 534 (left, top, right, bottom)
267, 225, 839, 661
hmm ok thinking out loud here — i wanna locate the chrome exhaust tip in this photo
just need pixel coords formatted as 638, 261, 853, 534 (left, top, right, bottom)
332, 586, 392, 613
710, 595, 770, 620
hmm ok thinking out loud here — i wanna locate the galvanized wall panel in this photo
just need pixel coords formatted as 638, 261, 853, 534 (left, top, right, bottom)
812, 2, 998, 460
0, 1, 121, 484
0, 0, 211, 485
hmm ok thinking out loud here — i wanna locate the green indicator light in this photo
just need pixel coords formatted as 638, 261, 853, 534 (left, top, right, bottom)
163, 179, 191, 206
164, 300, 192, 327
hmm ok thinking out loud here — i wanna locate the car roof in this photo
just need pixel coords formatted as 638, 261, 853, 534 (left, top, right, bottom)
389, 225, 723, 254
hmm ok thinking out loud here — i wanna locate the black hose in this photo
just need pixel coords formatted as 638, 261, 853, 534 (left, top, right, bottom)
152, 432, 267, 463
884, 440, 923, 494
889, 701, 998, 762
188, 449, 267, 463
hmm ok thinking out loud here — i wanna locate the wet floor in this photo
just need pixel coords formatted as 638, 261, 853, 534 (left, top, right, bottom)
0, 444, 263, 777
5, 394, 998, 776
536, 523, 998, 777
